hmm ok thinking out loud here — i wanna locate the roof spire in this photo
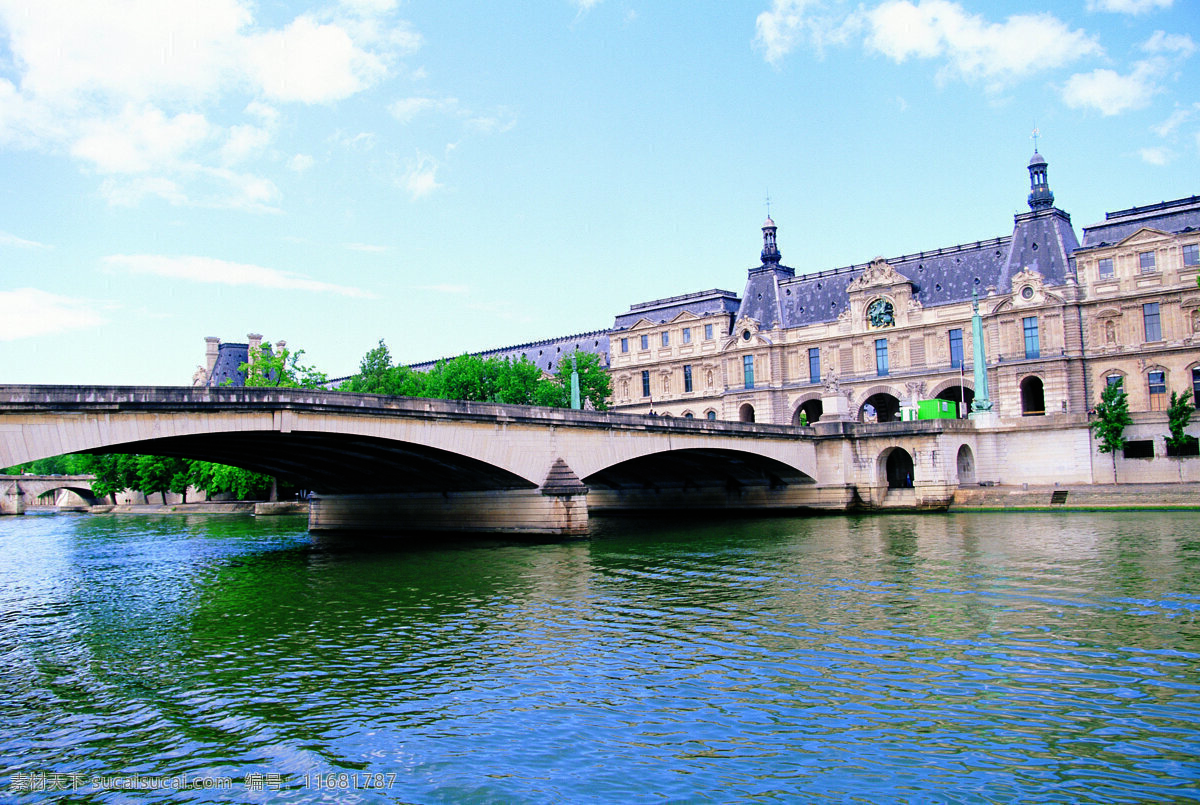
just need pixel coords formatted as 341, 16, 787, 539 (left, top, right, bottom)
1026, 135, 1054, 211
761, 212, 780, 265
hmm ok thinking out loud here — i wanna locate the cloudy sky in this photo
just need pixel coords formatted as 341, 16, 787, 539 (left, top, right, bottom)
1, 0, 1197, 384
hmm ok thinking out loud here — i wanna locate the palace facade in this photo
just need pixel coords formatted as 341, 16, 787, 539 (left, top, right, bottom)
607, 152, 1200, 426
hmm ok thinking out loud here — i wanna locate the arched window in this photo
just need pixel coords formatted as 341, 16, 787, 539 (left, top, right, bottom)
1147, 370, 1167, 411
739, 403, 755, 423
956, 445, 975, 484
706, 410, 717, 421
1020, 376, 1045, 416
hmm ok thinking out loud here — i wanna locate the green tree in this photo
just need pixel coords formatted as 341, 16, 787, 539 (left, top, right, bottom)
84, 453, 140, 503
136, 455, 182, 503
237, 340, 328, 389
187, 461, 275, 501
1091, 379, 1132, 483
534, 350, 611, 411
1165, 389, 1195, 455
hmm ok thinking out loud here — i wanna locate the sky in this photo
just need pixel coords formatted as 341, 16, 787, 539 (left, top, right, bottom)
1, 0, 1197, 385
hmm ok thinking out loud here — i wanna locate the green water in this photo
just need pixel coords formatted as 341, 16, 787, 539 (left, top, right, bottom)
1, 511, 1198, 803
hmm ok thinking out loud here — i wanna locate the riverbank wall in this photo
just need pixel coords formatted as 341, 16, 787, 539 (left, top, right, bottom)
88, 501, 309, 516
950, 482, 1200, 511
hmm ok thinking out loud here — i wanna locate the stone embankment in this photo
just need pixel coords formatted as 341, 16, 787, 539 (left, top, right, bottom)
951, 483, 1199, 511
89, 502, 309, 516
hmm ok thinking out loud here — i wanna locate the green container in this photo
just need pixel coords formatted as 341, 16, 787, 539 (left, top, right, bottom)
917, 399, 958, 420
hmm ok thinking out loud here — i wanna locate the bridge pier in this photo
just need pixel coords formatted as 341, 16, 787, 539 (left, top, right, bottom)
308, 488, 590, 537
1, 481, 24, 516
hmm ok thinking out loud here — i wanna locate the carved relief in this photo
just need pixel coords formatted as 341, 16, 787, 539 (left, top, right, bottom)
867, 298, 895, 329
847, 257, 907, 292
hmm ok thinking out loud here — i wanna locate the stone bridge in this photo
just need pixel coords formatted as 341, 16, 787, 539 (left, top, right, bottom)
0, 386, 978, 534
0, 474, 97, 514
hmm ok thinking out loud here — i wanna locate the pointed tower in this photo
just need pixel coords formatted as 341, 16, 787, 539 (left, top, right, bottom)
1027, 151, 1054, 211
761, 215, 781, 264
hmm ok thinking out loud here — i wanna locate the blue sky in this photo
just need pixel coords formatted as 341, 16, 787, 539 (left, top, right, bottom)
1, 0, 1197, 385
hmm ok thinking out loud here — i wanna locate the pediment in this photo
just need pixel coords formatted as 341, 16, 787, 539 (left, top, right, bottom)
1115, 227, 1172, 248
625, 318, 658, 331
847, 257, 911, 293
668, 310, 702, 324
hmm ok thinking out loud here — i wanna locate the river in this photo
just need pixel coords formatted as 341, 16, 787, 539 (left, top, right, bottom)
1, 511, 1198, 803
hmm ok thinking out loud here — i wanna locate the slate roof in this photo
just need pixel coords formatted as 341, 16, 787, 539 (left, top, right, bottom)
612, 288, 741, 330
408, 329, 611, 375
1078, 195, 1200, 249
208, 342, 250, 386
742, 207, 1078, 329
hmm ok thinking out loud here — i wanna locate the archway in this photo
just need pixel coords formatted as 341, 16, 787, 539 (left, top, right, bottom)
739, 403, 755, 423
956, 444, 975, 484
935, 386, 974, 418
860, 392, 901, 423
881, 448, 914, 488
793, 399, 822, 425
1020, 376, 1045, 416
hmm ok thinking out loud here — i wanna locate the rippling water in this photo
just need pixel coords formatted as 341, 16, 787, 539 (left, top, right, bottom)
1, 511, 1198, 803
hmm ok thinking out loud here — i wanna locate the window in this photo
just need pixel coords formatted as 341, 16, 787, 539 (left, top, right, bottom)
683, 365, 693, 393
1185, 244, 1199, 267
743, 355, 755, 389
661, 332, 670, 347
1106, 374, 1124, 388
808, 347, 820, 384
1023, 317, 1040, 359
1098, 257, 1114, 279
706, 410, 716, 421
875, 339, 889, 376
640, 334, 649, 351
1123, 440, 1154, 459
682, 327, 691, 344
1139, 251, 1156, 273
641, 370, 650, 398
704, 323, 714, 340
1193, 367, 1200, 408
1143, 302, 1161, 342
620, 337, 629, 354
949, 329, 963, 369
1148, 370, 1166, 411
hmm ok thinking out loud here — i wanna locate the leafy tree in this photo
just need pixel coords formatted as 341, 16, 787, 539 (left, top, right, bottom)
136, 455, 181, 504
237, 340, 328, 389
2, 454, 93, 476
338, 339, 429, 397
1165, 389, 1195, 456
1091, 379, 1131, 483
535, 350, 611, 411
84, 453, 141, 503
187, 461, 275, 501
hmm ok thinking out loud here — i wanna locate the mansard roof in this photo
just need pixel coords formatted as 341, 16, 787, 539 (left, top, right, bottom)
612, 288, 740, 331
1079, 195, 1200, 249
409, 329, 611, 375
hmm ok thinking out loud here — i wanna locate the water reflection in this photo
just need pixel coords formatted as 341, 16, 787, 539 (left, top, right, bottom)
0, 512, 1197, 803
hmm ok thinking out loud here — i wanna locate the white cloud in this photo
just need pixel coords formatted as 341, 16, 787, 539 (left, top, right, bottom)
401, 154, 441, 199
288, 154, 316, 172
0, 0, 415, 207
1152, 107, 1194, 137
754, 0, 852, 65
1086, 0, 1173, 14
863, 0, 1102, 89
1062, 31, 1194, 116
1063, 67, 1158, 115
389, 96, 456, 123
103, 254, 375, 297
0, 231, 49, 248
0, 289, 108, 340
1138, 146, 1171, 164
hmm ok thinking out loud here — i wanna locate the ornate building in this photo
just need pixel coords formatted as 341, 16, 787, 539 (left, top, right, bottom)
607, 152, 1200, 426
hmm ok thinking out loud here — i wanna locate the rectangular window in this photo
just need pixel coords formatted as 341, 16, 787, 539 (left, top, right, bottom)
1184, 243, 1199, 267
808, 347, 820, 384
640, 334, 649, 351
1143, 302, 1162, 342
1098, 257, 1114, 279
683, 365, 693, 393
620, 337, 629, 354
1193, 367, 1200, 409
1023, 316, 1040, 359
704, 323, 714, 340
1148, 370, 1167, 411
682, 327, 691, 344
641, 370, 650, 398
661, 332, 670, 347
875, 339, 889, 376
1139, 251, 1156, 273
1123, 439, 1154, 459
743, 355, 755, 389
948, 328, 963, 369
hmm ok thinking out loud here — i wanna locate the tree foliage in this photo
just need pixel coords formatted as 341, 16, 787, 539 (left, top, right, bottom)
1091, 379, 1132, 455
339, 340, 611, 410
1166, 389, 1195, 452
237, 340, 328, 389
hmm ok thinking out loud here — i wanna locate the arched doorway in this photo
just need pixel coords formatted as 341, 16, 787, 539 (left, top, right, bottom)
860, 392, 901, 423
956, 445, 975, 484
793, 399, 822, 425
882, 448, 914, 488
936, 386, 974, 418
739, 403, 755, 423
1020, 376, 1045, 416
